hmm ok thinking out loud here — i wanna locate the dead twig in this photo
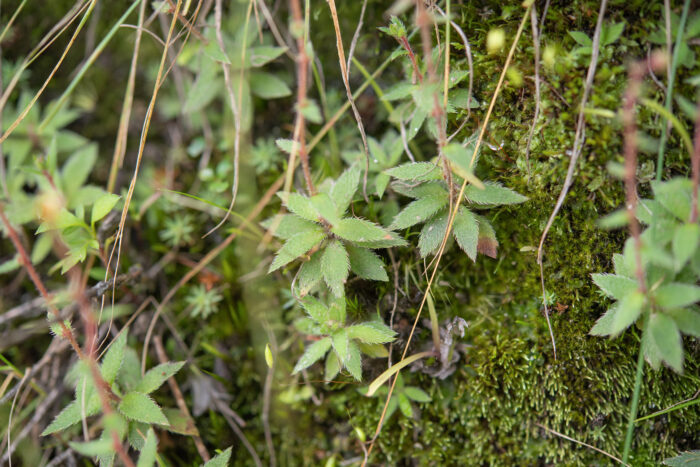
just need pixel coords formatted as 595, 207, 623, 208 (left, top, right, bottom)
537, 0, 609, 361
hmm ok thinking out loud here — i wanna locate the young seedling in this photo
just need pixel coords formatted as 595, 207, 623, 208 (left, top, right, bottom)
292, 293, 396, 381
263, 165, 405, 296
385, 139, 527, 259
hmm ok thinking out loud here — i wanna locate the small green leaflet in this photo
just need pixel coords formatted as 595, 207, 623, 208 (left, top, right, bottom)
347, 245, 388, 281
101, 329, 128, 385
268, 229, 325, 272
134, 361, 185, 394
321, 240, 350, 296
463, 182, 527, 206
293, 337, 332, 374
649, 313, 683, 373
591, 273, 638, 301
347, 322, 396, 344
390, 196, 447, 230
118, 392, 169, 425
137, 429, 158, 467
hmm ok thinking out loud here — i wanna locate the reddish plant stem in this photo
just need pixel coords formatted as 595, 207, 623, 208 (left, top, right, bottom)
399, 36, 423, 84
690, 99, 700, 223
622, 60, 647, 293
0, 207, 134, 465
0, 207, 83, 357
289, 0, 315, 195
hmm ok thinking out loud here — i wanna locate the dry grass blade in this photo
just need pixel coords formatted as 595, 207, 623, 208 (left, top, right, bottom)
363, 4, 533, 463
0, 0, 97, 144
108, 0, 147, 193
327, 0, 372, 201
106, 0, 183, 331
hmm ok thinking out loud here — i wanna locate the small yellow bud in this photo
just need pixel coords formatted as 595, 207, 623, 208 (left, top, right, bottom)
487, 28, 505, 55
36, 190, 64, 225
543, 45, 556, 69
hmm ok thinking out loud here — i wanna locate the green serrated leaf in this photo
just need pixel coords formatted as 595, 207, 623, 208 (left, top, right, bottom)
310, 193, 340, 225
300, 296, 329, 323
203, 447, 233, 467
136, 429, 158, 467
327, 294, 347, 324
476, 215, 498, 258
134, 361, 185, 394
673, 223, 700, 269
293, 337, 331, 373
345, 341, 362, 380
464, 182, 527, 205
347, 245, 388, 281
261, 214, 318, 239
654, 283, 700, 309
601, 22, 624, 46
391, 181, 448, 199
590, 291, 645, 337
269, 229, 325, 272
453, 208, 479, 261
332, 218, 391, 243
297, 253, 323, 296
652, 178, 692, 221
332, 329, 349, 363
385, 162, 442, 181
118, 392, 169, 425
279, 192, 319, 222
390, 196, 447, 230
649, 313, 683, 373
663, 450, 700, 466
667, 308, 700, 338
42, 397, 100, 435
330, 165, 360, 214
418, 211, 449, 257
101, 330, 128, 385
592, 273, 638, 301
347, 321, 396, 344
321, 240, 349, 296
324, 352, 341, 382
357, 342, 389, 358
69, 438, 114, 457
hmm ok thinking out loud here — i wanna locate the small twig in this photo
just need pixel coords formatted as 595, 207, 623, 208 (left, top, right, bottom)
525, 2, 545, 176
535, 423, 630, 466
108, 0, 148, 192
434, 5, 474, 131
537, 0, 609, 361
327, 0, 371, 201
